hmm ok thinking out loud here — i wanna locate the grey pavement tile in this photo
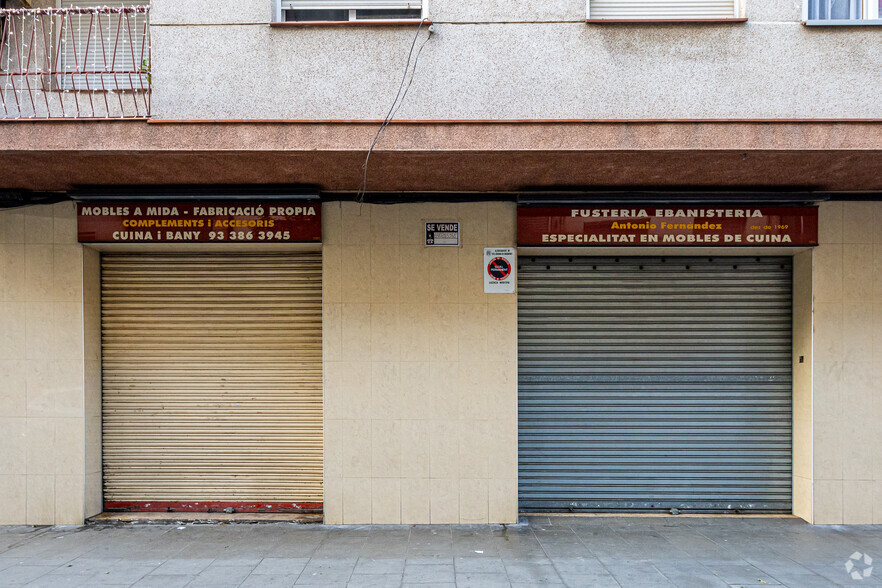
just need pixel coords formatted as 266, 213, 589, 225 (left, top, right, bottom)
654, 571, 729, 588
705, 562, 782, 585
0, 547, 81, 567
354, 558, 406, 574
0, 565, 58, 586
131, 575, 196, 588
209, 557, 263, 567
502, 562, 563, 584
295, 559, 357, 585
347, 573, 404, 587
46, 558, 122, 576
557, 572, 622, 588
453, 557, 506, 573
359, 548, 409, 560
401, 563, 455, 584
454, 572, 512, 587
403, 557, 454, 566
21, 575, 93, 588
547, 557, 608, 576
188, 564, 255, 586
602, 561, 676, 587
538, 543, 593, 558
499, 556, 551, 565
310, 547, 364, 559
148, 558, 214, 576
400, 584, 455, 588
267, 545, 322, 558
239, 574, 299, 587
252, 558, 311, 575
84, 564, 158, 585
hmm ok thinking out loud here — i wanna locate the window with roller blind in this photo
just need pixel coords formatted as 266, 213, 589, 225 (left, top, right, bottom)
804, 0, 881, 23
586, 0, 746, 21
273, 0, 425, 23
57, 1, 149, 91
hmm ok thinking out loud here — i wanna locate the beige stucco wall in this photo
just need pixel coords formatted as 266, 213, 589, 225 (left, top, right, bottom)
149, 0, 882, 120
321, 201, 518, 524
811, 201, 882, 524
0, 202, 98, 525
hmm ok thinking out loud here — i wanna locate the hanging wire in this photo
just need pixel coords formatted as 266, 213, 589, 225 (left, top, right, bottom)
356, 19, 433, 203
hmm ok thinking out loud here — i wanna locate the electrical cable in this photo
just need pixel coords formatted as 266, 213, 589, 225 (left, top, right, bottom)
357, 19, 433, 203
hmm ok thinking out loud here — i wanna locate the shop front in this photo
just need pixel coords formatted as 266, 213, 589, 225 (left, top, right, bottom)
515, 204, 819, 514
77, 197, 324, 514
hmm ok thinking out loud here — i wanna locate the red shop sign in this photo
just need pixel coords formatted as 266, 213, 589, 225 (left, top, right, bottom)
518, 206, 818, 247
77, 200, 321, 244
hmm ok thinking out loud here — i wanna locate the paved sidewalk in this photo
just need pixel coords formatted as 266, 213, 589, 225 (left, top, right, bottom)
0, 516, 880, 587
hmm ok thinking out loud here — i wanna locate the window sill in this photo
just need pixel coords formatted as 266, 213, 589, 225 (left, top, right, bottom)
585, 18, 748, 24
270, 19, 430, 27
803, 19, 882, 26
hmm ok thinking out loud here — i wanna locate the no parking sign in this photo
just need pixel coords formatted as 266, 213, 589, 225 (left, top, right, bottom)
484, 247, 516, 294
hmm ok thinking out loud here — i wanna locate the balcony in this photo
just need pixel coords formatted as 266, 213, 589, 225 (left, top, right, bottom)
0, 5, 149, 119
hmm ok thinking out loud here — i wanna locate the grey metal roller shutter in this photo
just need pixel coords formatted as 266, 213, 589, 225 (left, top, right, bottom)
518, 256, 792, 513
101, 253, 322, 504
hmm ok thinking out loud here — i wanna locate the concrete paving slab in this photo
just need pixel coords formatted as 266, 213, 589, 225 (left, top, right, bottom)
347, 573, 405, 587
239, 574, 298, 587
402, 563, 455, 583
251, 558, 310, 575
0, 564, 56, 586
454, 572, 511, 587
130, 576, 195, 588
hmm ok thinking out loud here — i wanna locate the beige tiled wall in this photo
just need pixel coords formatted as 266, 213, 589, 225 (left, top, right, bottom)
811, 201, 882, 524
792, 249, 813, 522
322, 201, 518, 524
0, 202, 90, 525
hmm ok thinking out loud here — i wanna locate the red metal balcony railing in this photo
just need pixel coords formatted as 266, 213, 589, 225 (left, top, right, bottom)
0, 5, 150, 119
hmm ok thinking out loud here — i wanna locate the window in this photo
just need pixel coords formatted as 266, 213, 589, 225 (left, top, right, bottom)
58, 1, 149, 91
805, 0, 881, 22
586, 0, 745, 21
276, 0, 424, 23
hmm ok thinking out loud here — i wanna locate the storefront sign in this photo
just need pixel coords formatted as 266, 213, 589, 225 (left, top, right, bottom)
484, 247, 516, 293
77, 200, 321, 243
518, 206, 818, 247
425, 222, 460, 246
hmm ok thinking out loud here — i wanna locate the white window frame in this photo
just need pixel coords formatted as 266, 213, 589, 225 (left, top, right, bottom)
586, 0, 746, 20
274, 0, 427, 23
803, 0, 881, 23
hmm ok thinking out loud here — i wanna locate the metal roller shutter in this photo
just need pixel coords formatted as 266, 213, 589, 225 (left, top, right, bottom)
101, 253, 322, 504
518, 256, 792, 513
588, 0, 739, 19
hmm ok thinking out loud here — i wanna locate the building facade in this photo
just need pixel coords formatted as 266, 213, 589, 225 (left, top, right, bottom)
1, 0, 881, 526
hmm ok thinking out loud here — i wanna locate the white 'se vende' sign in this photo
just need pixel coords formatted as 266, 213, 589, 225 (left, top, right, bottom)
484, 247, 515, 294
425, 222, 460, 246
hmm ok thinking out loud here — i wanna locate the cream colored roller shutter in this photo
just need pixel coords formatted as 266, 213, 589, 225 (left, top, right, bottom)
589, 0, 740, 19
101, 253, 322, 504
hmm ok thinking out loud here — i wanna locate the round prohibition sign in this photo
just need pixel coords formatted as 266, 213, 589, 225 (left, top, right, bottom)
487, 256, 512, 281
